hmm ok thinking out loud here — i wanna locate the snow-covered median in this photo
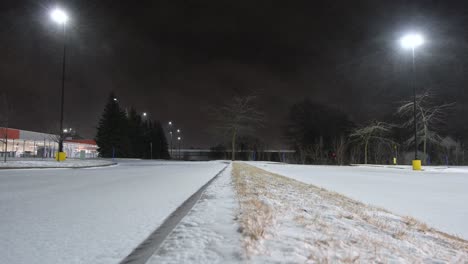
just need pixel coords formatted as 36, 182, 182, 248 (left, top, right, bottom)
147, 164, 244, 263
250, 162, 468, 239
0, 158, 115, 168
149, 162, 467, 263
232, 162, 467, 262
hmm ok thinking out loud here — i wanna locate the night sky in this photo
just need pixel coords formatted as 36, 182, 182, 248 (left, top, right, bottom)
1, 0, 468, 148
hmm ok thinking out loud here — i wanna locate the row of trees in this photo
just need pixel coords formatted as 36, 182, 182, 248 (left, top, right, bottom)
284, 91, 463, 165
95, 93, 169, 159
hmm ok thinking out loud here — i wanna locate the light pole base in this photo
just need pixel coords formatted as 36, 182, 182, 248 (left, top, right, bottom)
412, 160, 421, 171
56, 152, 67, 161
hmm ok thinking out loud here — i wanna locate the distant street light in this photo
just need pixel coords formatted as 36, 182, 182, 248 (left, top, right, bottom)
177, 136, 181, 160
400, 33, 424, 170
142, 112, 152, 159
168, 121, 173, 157
50, 7, 69, 162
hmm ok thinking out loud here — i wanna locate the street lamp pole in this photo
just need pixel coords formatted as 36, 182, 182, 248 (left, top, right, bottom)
176, 129, 181, 160
142, 112, 152, 159
400, 33, 424, 170
58, 24, 66, 156
177, 136, 181, 160
50, 8, 69, 161
168, 121, 173, 158
412, 47, 417, 161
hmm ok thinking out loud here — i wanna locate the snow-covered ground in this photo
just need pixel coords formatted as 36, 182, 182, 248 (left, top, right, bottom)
231, 162, 468, 263
147, 164, 244, 263
148, 162, 468, 263
249, 162, 468, 239
0, 160, 227, 264
0, 158, 115, 168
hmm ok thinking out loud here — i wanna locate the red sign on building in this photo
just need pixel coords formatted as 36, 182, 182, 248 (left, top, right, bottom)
0, 128, 20, 140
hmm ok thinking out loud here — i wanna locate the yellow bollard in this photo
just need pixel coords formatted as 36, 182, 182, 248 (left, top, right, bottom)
56, 152, 67, 161
412, 160, 421, 170
393, 157, 397, 165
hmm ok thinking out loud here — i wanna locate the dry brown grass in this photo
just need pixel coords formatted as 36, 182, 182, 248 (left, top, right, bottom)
232, 162, 275, 255
231, 162, 468, 262
238, 199, 273, 240
392, 230, 406, 240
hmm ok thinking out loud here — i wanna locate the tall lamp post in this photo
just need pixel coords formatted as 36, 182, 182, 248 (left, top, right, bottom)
176, 129, 181, 159
168, 121, 173, 158
177, 136, 181, 160
50, 8, 69, 161
400, 33, 424, 170
142, 112, 153, 159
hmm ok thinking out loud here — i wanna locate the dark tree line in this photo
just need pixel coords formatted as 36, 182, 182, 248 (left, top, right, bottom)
285, 93, 465, 165
95, 93, 169, 159
285, 99, 355, 164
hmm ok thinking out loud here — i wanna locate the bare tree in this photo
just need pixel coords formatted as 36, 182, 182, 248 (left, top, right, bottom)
397, 90, 454, 163
333, 135, 348, 165
350, 121, 394, 164
211, 95, 264, 161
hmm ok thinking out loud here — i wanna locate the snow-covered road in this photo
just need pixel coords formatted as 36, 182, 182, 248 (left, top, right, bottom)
0, 160, 227, 264
250, 162, 468, 240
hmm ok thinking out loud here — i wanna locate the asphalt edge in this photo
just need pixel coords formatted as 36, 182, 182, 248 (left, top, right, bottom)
120, 162, 231, 264
0, 162, 118, 170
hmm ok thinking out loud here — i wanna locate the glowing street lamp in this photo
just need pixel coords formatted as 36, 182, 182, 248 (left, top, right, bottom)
168, 121, 173, 157
400, 33, 424, 170
177, 136, 182, 160
400, 34, 424, 50
50, 7, 69, 161
50, 8, 69, 24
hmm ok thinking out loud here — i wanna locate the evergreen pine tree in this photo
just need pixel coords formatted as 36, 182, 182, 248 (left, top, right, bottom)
95, 93, 131, 158
127, 108, 145, 157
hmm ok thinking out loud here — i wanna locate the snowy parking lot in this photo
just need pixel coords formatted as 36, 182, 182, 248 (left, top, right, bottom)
250, 162, 468, 239
0, 160, 227, 264
2, 160, 466, 263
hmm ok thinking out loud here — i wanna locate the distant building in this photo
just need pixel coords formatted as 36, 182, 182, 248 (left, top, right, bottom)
0, 127, 98, 159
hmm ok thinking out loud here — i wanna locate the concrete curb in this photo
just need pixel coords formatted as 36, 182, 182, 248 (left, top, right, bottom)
0, 162, 118, 170
350, 164, 409, 169
120, 163, 230, 264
